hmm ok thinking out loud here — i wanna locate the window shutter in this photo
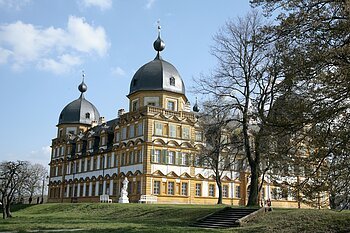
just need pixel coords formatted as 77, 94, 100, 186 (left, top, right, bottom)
162, 150, 167, 164
151, 149, 154, 163
176, 152, 182, 165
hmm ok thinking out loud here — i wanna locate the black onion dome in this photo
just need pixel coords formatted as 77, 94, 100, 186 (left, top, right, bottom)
58, 80, 100, 125
129, 58, 185, 95
129, 26, 185, 96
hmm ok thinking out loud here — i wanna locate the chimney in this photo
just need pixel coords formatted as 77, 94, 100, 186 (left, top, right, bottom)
118, 109, 125, 117
98, 117, 105, 125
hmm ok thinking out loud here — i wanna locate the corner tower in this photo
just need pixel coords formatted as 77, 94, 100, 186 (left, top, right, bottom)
56, 74, 100, 138
128, 25, 189, 112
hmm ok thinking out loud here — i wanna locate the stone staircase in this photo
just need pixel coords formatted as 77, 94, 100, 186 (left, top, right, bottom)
190, 207, 259, 229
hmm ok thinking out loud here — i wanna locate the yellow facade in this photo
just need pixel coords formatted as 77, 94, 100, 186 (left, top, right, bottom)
48, 31, 315, 208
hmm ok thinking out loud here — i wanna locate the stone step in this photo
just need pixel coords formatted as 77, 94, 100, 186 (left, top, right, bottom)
190, 207, 258, 229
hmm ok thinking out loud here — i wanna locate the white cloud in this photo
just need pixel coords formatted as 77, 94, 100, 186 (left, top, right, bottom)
67, 16, 109, 56
0, 48, 12, 64
0, 16, 110, 74
38, 54, 82, 75
111, 66, 126, 77
0, 0, 31, 10
4, 146, 51, 170
80, 0, 112, 11
146, 0, 156, 9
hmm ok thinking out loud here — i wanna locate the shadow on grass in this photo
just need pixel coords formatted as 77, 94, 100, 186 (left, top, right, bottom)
1, 204, 36, 213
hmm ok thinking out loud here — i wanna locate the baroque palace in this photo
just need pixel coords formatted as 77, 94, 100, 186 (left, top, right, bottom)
48, 28, 309, 207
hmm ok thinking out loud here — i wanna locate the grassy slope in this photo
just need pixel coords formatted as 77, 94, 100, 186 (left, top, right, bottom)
0, 204, 349, 233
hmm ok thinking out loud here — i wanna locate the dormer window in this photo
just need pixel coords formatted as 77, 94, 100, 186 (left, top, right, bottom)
85, 113, 90, 119
170, 77, 175, 86
132, 99, 139, 112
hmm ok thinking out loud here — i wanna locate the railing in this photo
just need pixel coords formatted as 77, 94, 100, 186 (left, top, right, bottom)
120, 106, 196, 121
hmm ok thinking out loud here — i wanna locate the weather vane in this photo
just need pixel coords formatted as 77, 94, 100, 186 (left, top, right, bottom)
157, 19, 161, 35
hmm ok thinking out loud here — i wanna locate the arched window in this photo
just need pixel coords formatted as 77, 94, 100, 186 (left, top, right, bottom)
85, 112, 90, 119
170, 77, 175, 86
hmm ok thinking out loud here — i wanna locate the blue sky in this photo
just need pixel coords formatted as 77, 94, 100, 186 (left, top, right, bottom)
0, 0, 253, 167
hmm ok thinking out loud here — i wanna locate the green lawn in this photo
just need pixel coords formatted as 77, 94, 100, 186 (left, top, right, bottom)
0, 203, 349, 233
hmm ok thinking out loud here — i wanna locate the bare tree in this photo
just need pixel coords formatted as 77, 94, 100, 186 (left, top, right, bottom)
0, 161, 28, 219
195, 11, 282, 206
23, 163, 48, 202
197, 102, 242, 204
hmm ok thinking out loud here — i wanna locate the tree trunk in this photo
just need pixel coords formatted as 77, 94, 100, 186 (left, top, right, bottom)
2, 197, 6, 219
247, 162, 259, 207
216, 178, 223, 204
5, 196, 12, 218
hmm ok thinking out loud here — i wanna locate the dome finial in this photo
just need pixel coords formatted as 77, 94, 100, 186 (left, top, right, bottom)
153, 20, 165, 59
193, 97, 200, 112
78, 70, 87, 95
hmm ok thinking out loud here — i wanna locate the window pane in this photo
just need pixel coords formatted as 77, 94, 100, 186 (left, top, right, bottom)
153, 181, 160, 195
168, 182, 174, 195
181, 183, 188, 196
168, 151, 174, 164
169, 124, 176, 137
155, 122, 163, 135
209, 184, 215, 197
182, 127, 190, 139
195, 183, 201, 196
129, 125, 135, 138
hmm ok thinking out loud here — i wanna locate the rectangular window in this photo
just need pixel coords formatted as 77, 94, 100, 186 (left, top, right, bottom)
113, 181, 118, 196
167, 101, 175, 111
235, 185, 241, 198
194, 155, 201, 167
169, 124, 176, 138
129, 125, 135, 138
79, 184, 84, 197
137, 150, 142, 163
155, 122, 163, 135
223, 185, 229, 198
129, 151, 134, 165
106, 182, 110, 195
153, 181, 160, 195
137, 181, 141, 194
195, 183, 202, 196
153, 150, 161, 163
132, 99, 139, 111
81, 160, 85, 172
182, 126, 190, 139
100, 156, 104, 169
181, 183, 188, 196
168, 182, 174, 195
85, 184, 89, 196
121, 127, 127, 140
168, 151, 175, 164
209, 184, 215, 197
89, 140, 93, 149
121, 153, 126, 166
87, 159, 91, 171
195, 131, 202, 141
99, 183, 103, 195
128, 181, 133, 194
101, 136, 106, 146
181, 153, 188, 165
137, 123, 143, 136
115, 132, 120, 142
91, 183, 96, 196
93, 157, 97, 170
